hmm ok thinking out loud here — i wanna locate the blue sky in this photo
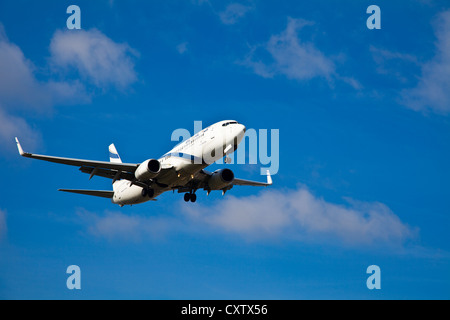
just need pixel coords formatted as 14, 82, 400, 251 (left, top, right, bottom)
1, 0, 450, 299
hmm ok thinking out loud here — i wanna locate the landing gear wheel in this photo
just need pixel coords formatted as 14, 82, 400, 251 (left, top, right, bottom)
190, 193, 197, 203
184, 193, 191, 202
142, 188, 154, 198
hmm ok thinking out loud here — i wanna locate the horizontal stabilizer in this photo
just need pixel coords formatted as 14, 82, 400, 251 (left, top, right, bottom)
58, 189, 114, 198
232, 170, 272, 187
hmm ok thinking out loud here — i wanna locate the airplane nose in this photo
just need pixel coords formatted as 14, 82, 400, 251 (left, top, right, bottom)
235, 124, 246, 145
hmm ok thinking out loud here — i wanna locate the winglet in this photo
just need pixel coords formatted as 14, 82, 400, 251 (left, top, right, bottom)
266, 170, 272, 185
15, 137, 25, 156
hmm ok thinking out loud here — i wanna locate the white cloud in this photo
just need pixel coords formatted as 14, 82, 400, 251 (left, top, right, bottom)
0, 107, 41, 156
0, 26, 89, 156
49, 29, 139, 90
76, 186, 416, 250
0, 25, 91, 112
401, 10, 450, 114
44, 80, 90, 105
219, 3, 252, 25
76, 209, 179, 242
183, 186, 417, 248
0, 26, 139, 156
242, 18, 336, 81
371, 46, 419, 69
176, 41, 188, 54
0, 31, 52, 111
370, 46, 419, 84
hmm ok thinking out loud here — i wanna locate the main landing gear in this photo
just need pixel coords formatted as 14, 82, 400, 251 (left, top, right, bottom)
141, 187, 154, 198
184, 192, 197, 203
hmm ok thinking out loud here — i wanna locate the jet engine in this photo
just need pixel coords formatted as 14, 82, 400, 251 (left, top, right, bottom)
135, 159, 161, 181
208, 168, 234, 190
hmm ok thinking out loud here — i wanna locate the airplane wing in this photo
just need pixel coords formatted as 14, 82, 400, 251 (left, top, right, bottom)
15, 137, 157, 187
15, 138, 139, 172
15, 137, 177, 192
175, 169, 272, 194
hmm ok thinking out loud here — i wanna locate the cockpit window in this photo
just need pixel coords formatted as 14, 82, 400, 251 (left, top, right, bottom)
222, 121, 239, 126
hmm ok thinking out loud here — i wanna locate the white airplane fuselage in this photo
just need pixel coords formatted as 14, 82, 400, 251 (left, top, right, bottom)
111, 120, 246, 206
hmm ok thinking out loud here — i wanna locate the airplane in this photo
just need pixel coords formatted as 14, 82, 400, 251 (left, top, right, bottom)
15, 120, 272, 206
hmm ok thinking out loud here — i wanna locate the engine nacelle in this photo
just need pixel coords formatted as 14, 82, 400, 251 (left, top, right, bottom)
208, 168, 234, 190
135, 159, 161, 181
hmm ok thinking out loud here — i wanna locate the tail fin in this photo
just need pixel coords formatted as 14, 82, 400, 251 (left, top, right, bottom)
109, 143, 122, 163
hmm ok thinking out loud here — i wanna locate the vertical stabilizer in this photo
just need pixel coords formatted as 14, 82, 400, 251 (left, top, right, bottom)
109, 143, 122, 163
